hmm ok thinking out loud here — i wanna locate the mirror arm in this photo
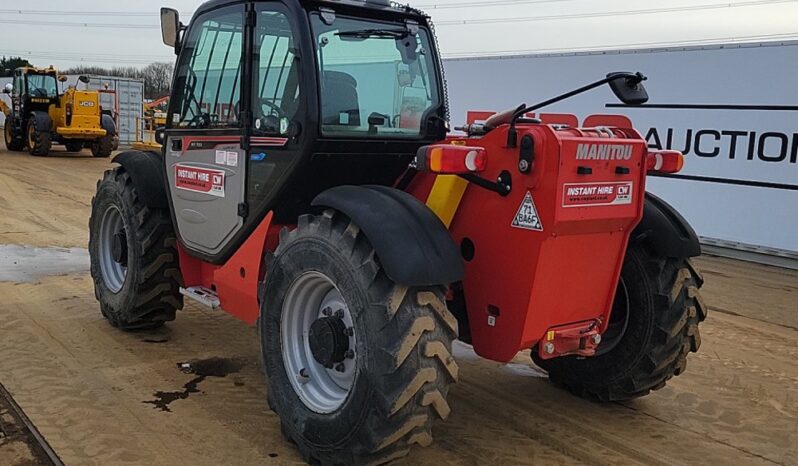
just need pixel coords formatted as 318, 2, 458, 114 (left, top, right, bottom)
505, 72, 645, 147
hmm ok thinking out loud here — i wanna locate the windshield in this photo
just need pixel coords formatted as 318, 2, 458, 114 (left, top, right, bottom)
26, 73, 58, 98
311, 14, 441, 138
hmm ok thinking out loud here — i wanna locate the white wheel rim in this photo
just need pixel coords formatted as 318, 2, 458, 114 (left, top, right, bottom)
281, 271, 357, 413
98, 205, 127, 293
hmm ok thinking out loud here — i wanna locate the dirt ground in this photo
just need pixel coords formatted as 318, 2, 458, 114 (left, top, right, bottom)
0, 147, 796, 466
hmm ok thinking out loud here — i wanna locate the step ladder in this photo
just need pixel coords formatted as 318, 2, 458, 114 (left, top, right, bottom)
180, 286, 220, 309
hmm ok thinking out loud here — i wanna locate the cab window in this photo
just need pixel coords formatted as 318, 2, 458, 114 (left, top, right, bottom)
171, 5, 244, 128
26, 74, 58, 98
311, 14, 440, 138
252, 8, 300, 135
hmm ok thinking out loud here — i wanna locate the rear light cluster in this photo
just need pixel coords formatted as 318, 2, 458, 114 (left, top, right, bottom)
416, 144, 487, 174
646, 150, 684, 173
65, 103, 73, 126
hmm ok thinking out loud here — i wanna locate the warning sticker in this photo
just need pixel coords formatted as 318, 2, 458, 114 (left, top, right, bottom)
511, 191, 543, 231
563, 182, 633, 208
175, 165, 225, 197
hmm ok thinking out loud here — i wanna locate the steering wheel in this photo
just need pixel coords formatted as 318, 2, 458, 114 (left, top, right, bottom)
30, 87, 48, 98
187, 112, 213, 128
259, 98, 285, 119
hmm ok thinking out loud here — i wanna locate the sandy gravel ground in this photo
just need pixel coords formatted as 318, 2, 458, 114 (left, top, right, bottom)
0, 147, 796, 465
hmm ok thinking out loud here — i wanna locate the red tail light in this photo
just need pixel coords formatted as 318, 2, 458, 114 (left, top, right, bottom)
646, 150, 684, 173
416, 145, 487, 174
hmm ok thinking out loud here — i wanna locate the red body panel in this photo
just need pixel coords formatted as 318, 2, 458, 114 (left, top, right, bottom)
410, 119, 647, 362
178, 212, 276, 324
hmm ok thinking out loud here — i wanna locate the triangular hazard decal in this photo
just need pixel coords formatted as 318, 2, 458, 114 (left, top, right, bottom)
511, 191, 543, 231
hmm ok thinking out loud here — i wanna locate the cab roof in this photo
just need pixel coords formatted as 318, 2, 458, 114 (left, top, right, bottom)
193, 0, 428, 20
17, 66, 59, 75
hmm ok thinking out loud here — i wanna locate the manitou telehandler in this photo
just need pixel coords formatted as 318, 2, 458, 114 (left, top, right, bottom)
88, 1, 706, 464
2, 66, 117, 157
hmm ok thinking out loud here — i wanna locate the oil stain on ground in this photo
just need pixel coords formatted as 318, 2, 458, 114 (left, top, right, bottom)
143, 358, 244, 412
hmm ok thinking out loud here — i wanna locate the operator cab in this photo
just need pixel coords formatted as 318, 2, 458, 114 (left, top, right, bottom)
161, 0, 447, 262
3, 68, 61, 113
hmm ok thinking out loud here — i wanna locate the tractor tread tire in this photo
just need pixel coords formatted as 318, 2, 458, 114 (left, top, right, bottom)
91, 135, 114, 158
27, 114, 51, 156
89, 167, 183, 330
535, 244, 706, 402
4, 123, 24, 151
263, 210, 457, 466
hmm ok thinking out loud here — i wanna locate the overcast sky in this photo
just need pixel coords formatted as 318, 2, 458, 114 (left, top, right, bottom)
2, 0, 797, 69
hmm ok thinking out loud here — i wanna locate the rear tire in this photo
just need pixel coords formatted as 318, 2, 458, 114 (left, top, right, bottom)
533, 243, 707, 401
26, 115, 51, 156
91, 135, 114, 158
64, 141, 84, 152
89, 167, 183, 330
262, 210, 458, 465
4, 122, 24, 151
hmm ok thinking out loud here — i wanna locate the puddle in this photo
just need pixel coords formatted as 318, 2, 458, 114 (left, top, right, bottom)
0, 245, 89, 283
143, 358, 245, 412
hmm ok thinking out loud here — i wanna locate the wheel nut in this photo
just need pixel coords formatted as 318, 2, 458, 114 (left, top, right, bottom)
543, 342, 555, 354
334, 309, 344, 319
321, 307, 332, 317
335, 363, 346, 373
344, 350, 355, 359
591, 334, 602, 345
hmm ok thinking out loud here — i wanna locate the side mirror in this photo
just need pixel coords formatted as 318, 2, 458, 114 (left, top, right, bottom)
78, 75, 90, 84
161, 8, 181, 48
2, 83, 11, 94
155, 127, 166, 145
58, 75, 68, 83
608, 72, 649, 105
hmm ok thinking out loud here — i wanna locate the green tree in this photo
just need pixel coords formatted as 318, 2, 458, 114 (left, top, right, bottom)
0, 56, 33, 77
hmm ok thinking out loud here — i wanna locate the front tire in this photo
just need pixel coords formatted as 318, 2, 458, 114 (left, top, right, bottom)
91, 135, 114, 157
89, 167, 183, 330
262, 211, 458, 465
27, 115, 51, 156
534, 243, 707, 401
4, 122, 24, 151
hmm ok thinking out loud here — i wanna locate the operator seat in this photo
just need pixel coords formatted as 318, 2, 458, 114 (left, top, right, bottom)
321, 71, 360, 127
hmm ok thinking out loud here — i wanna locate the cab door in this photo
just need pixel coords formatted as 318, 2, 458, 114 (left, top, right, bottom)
164, 4, 248, 257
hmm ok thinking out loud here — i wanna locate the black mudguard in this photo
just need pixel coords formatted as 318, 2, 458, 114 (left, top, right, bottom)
312, 185, 464, 287
30, 111, 52, 130
112, 150, 169, 209
633, 192, 701, 258
100, 114, 117, 136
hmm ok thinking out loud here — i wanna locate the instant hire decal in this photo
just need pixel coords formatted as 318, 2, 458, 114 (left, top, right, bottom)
175, 165, 225, 197
563, 181, 633, 207
512, 191, 543, 231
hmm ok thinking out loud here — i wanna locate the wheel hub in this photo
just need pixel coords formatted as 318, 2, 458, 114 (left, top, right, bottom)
309, 314, 350, 368
111, 230, 128, 266
281, 272, 357, 413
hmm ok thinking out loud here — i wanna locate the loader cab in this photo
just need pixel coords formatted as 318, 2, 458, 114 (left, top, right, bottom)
20, 68, 60, 107
162, 0, 446, 262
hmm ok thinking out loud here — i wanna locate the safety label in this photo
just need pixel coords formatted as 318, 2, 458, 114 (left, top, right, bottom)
215, 150, 239, 167
175, 165, 225, 197
563, 181, 633, 207
511, 191, 543, 231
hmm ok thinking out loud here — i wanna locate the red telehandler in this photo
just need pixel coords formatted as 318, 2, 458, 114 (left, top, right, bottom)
88, 1, 706, 464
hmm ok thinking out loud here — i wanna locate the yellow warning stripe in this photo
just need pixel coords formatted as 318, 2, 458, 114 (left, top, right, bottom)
425, 175, 469, 228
